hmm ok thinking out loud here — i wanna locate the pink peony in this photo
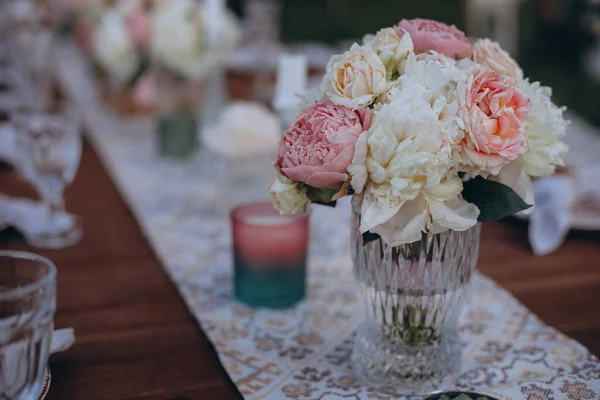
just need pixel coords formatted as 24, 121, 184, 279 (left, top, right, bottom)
459, 66, 531, 175
127, 9, 152, 50
396, 18, 473, 59
276, 102, 372, 190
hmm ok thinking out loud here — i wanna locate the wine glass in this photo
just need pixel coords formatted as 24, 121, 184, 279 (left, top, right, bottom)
13, 105, 83, 249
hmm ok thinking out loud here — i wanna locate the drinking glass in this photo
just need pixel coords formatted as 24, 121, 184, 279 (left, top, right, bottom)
0, 251, 56, 400
13, 106, 83, 248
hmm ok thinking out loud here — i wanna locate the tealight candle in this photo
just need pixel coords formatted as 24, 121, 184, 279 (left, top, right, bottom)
231, 202, 309, 308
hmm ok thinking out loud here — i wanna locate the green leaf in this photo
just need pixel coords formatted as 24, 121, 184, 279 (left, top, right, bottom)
462, 177, 532, 222
361, 231, 380, 246
127, 53, 151, 87
306, 186, 337, 204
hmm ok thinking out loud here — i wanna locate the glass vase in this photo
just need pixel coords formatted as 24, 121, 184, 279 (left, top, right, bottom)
351, 203, 481, 395
154, 67, 203, 160
157, 112, 198, 159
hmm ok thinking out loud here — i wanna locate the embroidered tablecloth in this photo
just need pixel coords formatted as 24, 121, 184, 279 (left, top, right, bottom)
55, 43, 600, 400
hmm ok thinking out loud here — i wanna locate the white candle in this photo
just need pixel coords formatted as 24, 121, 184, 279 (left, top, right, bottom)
205, 0, 225, 45
273, 53, 308, 115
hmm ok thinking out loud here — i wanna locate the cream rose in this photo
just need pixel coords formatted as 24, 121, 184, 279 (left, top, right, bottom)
518, 80, 569, 177
270, 176, 311, 215
473, 39, 523, 80
321, 44, 387, 108
92, 10, 139, 82
367, 28, 413, 76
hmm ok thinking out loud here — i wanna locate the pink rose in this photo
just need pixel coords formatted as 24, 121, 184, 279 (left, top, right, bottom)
459, 65, 531, 175
127, 9, 151, 49
396, 18, 473, 59
276, 102, 372, 191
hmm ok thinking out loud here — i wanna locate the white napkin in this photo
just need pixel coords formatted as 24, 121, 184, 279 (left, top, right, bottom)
0, 123, 16, 165
529, 176, 575, 256
0, 194, 79, 241
529, 162, 600, 256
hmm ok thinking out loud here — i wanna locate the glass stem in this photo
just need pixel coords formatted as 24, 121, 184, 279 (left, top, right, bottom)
44, 186, 65, 219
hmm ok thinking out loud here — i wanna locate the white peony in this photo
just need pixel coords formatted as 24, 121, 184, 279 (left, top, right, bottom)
270, 176, 311, 215
321, 44, 387, 108
92, 10, 139, 82
349, 74, 476, 245
518, 79, 569, 177
361, 174, 479, 246
366, 28, 413, 76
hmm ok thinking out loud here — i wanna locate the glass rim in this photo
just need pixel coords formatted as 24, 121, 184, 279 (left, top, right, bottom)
230, 201, 309, 224
0, 250, 57, 301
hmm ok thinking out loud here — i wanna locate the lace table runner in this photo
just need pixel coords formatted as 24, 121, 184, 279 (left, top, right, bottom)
55, 43, 600, 400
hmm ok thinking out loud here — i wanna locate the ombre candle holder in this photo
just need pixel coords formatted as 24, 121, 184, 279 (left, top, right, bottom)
231, 202, 309, 309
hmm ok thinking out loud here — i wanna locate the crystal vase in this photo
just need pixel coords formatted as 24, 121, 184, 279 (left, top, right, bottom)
351, 204, 481, 395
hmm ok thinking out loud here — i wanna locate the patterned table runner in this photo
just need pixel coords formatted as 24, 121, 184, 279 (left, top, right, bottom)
55, 43, 600, 400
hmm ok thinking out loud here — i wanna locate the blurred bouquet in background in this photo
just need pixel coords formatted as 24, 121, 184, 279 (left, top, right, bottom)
271, 18, 570, 246
64, 0, 239, 116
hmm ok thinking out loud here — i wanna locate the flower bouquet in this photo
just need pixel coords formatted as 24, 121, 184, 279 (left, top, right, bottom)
88, 0, 155, 115
150, 0, 238, 159
271, 18, 568, 394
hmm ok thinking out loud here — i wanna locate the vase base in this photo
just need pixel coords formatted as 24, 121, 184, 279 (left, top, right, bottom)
351, 323, 462, 396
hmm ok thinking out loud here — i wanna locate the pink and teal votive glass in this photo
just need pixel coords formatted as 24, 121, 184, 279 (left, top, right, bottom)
231, 202, 309, 309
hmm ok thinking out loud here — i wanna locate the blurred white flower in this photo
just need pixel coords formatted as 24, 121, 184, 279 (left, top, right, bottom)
92, 9, 139, 82
151, 0, 204, 78
151, 0, 239, 79
203, 102, 280, 157
519, 80, 569, 177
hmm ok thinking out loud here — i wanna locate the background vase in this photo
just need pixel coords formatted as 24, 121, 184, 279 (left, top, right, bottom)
351, 201, 481, 395
154, 67, 204, 160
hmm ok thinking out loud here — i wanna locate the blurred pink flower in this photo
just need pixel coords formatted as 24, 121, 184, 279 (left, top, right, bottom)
132, 72, 157, 106
459, 66, 531, 174
126, 9, 152, 49
276, 102, 372, 191
396, 18, 473, 59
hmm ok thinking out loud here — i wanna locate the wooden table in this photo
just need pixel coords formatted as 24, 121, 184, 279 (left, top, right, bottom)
1, 143, 600, 400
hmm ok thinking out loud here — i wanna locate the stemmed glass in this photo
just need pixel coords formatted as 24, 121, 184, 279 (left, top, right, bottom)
13, 105, 83, 248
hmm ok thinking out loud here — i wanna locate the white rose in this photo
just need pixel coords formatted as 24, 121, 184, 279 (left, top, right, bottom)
270, 177, 311, 215
518, 79, 569, 177
92, 10, 139, 82
366, 28, 413, 76
321, 44, 387, 108
473, 39, 523, 80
